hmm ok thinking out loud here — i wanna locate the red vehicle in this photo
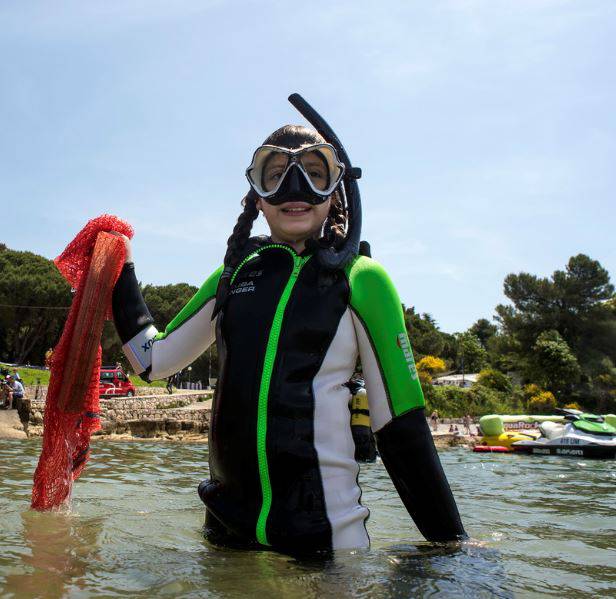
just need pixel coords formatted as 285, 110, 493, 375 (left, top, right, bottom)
99, 366, 136, 398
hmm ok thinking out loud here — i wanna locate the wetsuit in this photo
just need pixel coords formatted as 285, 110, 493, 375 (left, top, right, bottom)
112, 240, 465, 553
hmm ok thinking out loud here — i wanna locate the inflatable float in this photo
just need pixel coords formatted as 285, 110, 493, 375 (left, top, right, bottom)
474, 410, 616, 459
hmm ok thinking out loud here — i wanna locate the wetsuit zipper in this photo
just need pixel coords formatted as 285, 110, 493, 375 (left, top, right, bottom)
240, 246, 310, 546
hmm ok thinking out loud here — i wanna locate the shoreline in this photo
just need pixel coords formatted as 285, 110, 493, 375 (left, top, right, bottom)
2, 390, 477, 448
0, 410, 475, 449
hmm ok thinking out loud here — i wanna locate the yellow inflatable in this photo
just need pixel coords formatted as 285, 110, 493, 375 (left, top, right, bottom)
478, 414, 562, 448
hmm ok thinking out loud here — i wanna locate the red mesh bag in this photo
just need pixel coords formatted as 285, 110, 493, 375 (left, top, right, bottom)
32, 215, 133, 510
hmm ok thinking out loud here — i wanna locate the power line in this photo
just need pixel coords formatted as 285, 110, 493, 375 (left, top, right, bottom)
0, 303, 70, 310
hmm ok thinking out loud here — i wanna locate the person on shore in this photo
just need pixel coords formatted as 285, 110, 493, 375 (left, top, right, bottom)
12, 369, 22, 384
8, 376, 24, 410
430, 410, 439, 432
463, 414, 472, 435
111, 110, 465, 553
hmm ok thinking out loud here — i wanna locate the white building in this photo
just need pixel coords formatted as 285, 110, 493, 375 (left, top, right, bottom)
432, 373, 479, 388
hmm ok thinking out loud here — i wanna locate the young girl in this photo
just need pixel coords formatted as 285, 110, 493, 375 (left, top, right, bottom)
112, 105, 465, 554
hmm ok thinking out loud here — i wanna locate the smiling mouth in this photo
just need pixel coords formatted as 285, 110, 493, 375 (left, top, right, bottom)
281, 205, 311, 214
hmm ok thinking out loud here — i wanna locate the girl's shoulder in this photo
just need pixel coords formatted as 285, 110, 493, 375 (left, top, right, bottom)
344, 255, 401, 310
344, 255, 395, 291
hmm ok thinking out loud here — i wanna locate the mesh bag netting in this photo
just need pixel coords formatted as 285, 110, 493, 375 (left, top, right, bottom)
32, 215, 133, 510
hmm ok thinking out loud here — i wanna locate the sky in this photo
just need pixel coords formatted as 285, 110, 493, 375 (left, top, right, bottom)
1, 0, 614, 333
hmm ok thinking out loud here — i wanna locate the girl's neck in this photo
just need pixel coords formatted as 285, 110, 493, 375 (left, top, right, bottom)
269, 235, 306, 254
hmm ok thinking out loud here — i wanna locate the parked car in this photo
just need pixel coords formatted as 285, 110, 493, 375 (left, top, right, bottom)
99, 366, 136, 398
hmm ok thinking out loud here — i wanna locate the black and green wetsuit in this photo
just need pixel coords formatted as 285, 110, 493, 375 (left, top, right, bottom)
112, 240, 465, 553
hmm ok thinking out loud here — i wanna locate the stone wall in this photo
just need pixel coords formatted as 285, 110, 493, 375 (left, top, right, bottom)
20, 392, 213, 440
23, 384, 190, 401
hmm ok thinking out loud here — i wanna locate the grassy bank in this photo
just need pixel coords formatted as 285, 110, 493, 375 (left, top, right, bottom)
0, 363, 166, 388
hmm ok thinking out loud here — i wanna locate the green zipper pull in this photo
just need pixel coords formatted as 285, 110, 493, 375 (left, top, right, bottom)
292, 256, 303, 276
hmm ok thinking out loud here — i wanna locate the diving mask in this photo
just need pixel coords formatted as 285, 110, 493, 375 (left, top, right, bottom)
245, 143, 345, 205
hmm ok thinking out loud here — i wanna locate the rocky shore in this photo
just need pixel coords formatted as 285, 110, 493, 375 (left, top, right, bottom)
8, 390, 213, 442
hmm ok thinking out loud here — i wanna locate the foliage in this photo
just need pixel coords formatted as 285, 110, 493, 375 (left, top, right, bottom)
423, 384, 520, 419
531, 330, 581, 397
588, 357, 616, 413
143, 283, 199, 328
476, 368, 512, 393
404, 306, 445, 359
416, 355, 446, 382
454, 332, 487, 373
495, 254, 615, 363
142, 283, 218, 384
0, 246, 72, 365
493, 254, 616, 409
563, 402, 581, 411
528, 391, 557, 414
469, 318, 498, 348
523, 383, 541, 397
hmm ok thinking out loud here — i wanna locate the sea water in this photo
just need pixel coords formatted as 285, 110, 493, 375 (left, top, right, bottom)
1, 439, 614, 598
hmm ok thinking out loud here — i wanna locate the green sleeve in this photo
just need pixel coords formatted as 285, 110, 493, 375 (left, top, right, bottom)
346, 256, 424, 417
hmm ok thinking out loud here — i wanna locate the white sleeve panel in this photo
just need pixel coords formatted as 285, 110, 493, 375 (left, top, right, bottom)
350, 310, 393, 432
150, 298, 217, 380
123, 325, 158, 374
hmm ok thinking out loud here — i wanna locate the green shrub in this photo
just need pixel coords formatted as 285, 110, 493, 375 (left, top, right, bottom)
476, 369, 513, 393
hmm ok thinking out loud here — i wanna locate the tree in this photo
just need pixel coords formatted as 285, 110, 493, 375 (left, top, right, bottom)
496, 254, 614, 357
493, 254, 616, 407
403, 306, 446, 359
531, 330, 580, 399
0, 247, 71, 364
142, 283, 199, 327
454, 332, 487, 373
142, 283, 217, 384
485, 333, 521, 373
588, 357, 616, 413
469, 318, 497, 348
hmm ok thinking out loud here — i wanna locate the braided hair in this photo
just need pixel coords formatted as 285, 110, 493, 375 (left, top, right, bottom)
212, 125, 348, 316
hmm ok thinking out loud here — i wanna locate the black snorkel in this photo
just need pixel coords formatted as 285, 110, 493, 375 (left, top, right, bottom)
288, 93, 362, 270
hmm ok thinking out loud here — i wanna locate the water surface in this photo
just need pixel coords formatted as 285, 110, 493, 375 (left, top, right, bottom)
1, 439, 614, 598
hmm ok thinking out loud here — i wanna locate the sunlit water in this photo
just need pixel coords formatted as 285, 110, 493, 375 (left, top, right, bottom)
1, 439, 614, 598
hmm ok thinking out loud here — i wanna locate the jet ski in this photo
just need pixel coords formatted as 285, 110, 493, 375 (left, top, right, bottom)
474, 410, 616, 458
511, 409, 616, 459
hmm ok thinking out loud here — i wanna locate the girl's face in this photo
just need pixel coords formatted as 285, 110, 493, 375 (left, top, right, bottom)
256, 195, 331, 248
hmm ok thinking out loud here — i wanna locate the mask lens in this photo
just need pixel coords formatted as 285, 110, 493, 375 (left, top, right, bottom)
261, 151, 290, 192
247, 147, 291, 195
299, 150, 330, 191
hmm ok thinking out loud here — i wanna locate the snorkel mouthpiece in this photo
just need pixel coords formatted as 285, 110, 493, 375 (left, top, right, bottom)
287, 93, 362, 270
